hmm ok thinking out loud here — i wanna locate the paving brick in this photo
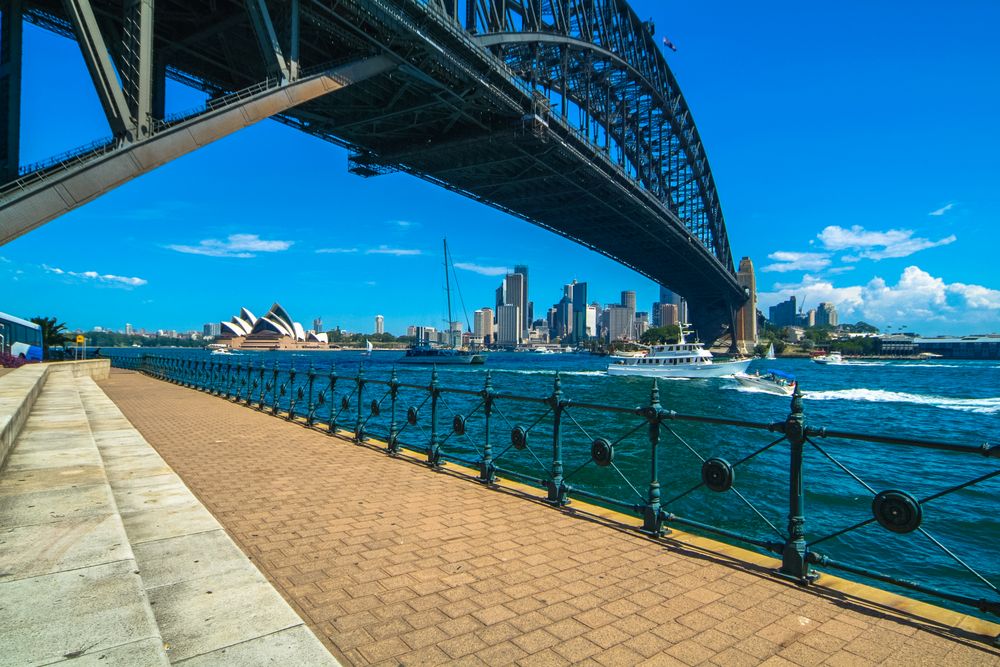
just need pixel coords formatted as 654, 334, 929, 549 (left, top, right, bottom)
98, 371, 1000, 667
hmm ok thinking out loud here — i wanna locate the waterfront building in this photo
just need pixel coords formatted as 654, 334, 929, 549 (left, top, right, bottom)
914, 335, 1000, 359
879, 334, 916, 356
219, 303, 328, 349
497, 272, 527, 338
735, 257, 758, 354
620, 290, 636, 313
125, 323, 134, 335
496, 304, 521, 347
474, 308, 494, 345
816, 302, 838, 327
586, 305, 597, 338
571, 281, 589, 343
635, 312, 649, 338
555, 295, 573, 339
657, 303, 679, 327
202, 322, 221, 338
406, 325, 417, 338
659, 286, 688, 323
606, 305, 632, 342
769, 296, 797, 327
414, 326, 436, 343
374, 315, 384, 335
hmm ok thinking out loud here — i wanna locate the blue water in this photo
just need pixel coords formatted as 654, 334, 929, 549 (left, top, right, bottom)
105, 348, 1000, 617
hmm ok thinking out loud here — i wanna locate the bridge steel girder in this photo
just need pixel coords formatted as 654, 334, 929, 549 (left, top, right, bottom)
0, 55, 395, 245
1, 0, 22, 183
246, 0, 290, 82
61, 0, 132, 137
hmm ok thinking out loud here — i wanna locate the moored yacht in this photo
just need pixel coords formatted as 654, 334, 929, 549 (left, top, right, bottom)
606, 326, 751, 378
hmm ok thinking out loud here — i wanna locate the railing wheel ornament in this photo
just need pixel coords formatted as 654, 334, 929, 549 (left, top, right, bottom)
872, 490, 922, 534
453, 414, 466, 436
317, 392, 325, 405
591, 437, 614, 467
702, 458, 734, 492
511, 426, 527, 450
341, 396, 350, 411
297, 387, 304, 400
407, 406, 418, 426
370, 399, 380, 417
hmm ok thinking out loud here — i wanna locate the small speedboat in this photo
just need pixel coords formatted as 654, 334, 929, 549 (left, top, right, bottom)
813, 351, 844, 365
210, 348, 235, 356
734, 369, 796, 396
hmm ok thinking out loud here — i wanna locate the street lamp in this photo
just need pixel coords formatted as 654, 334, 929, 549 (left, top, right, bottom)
0, 323, 5, 356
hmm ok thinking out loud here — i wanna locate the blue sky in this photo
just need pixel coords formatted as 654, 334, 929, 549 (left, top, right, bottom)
2, 1, 998, 336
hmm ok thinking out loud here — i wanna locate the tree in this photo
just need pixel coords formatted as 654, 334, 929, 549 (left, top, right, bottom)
640, 325, 681, 345
30, 316, 70, 357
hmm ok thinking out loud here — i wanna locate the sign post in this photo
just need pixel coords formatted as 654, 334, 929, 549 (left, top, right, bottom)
76, 334, 85, 361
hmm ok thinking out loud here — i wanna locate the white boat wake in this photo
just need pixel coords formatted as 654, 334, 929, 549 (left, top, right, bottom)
802, 388, 1000, 414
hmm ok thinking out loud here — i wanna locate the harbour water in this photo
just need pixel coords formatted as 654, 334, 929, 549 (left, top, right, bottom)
106, 348, 999, 617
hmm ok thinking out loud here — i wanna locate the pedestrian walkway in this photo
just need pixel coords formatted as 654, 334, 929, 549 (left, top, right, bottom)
97, 369, 1000, 667
0, 364, 336, 665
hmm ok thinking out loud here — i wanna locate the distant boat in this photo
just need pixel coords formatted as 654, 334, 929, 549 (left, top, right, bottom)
734, 369, 796, 396
765, 343, 776, 360
398, 239, 486, 366
363, 339, 373, 357
813, 351, 844, 365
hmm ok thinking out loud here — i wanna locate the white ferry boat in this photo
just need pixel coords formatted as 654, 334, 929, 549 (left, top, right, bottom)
607, 327, 751, 378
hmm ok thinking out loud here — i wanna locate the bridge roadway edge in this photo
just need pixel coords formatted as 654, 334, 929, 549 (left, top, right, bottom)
94, 369, 999, 666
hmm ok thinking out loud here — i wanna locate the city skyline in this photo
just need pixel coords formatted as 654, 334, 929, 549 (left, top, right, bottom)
2, 2, 998, 336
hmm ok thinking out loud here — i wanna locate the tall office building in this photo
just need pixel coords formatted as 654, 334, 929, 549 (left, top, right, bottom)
374, 315, 384, 334
657, 303, 679, 326
572, 281, 589, 342
514, 265, 529, 332
556, 295, 573, 339
816, 302, 838, 327
586, 305, 597, 339
474, 308, 494, 345
620, 291, 636, 339
735, 257, 758, 354
659, 286, 688, 324
496, 304, 521, 346
606, 305, 633, 342
125, 323, 134, 335
202, 322, 220, 338
314, 317, 323, 334
769, 296, 797, 327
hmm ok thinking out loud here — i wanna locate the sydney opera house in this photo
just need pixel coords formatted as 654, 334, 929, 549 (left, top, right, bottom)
219, 303, 329, 350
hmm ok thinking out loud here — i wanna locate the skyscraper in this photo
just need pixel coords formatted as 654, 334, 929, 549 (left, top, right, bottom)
125, 323, 134, 335
606, 305, 633, 342
374, 315, 384, 334
620, 291, 636, 339
816, 302, 838, 327
314, 317, 323, 334
496, 304, 521, 346
735, 257, 758, 354
474, 308, 494, 345
572, 282, 588, 342
659, 286, 688, 324
769, 296, 797, 327
514, 265, 529, 332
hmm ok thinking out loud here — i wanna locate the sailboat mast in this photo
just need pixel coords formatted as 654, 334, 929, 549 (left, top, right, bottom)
443, 238, 455, 348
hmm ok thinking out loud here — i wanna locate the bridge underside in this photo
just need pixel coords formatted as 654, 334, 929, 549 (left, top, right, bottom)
11, 0, 745, 340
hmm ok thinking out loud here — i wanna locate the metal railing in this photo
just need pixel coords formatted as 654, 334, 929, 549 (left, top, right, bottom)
113, 353, 1000, 629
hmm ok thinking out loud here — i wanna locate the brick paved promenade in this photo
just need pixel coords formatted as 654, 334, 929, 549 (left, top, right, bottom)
100, 370, 1000, 667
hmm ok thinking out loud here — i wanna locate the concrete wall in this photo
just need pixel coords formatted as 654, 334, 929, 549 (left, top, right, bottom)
0, 359, 111, 468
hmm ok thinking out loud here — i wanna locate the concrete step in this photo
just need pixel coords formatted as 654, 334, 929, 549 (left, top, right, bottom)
0, 367, 170, 666
75, 375, 338, 666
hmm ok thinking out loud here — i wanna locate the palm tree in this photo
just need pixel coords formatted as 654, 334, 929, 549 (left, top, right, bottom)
30, 316, 70, 357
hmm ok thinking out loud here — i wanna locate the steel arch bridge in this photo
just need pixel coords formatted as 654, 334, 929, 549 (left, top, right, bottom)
1, 0, 746, 340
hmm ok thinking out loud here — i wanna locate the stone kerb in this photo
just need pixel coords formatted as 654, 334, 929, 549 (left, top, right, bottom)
0, 364, 48, 470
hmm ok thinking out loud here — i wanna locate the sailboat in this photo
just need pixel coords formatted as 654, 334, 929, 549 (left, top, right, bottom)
362, 339, 373, 357
397, 239, 486, 365
765, 342, 776, 360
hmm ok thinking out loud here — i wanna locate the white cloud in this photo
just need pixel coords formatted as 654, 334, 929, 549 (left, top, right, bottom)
759, 266, 1000, 328
167, 233, 293, 258
817, 225, 955, 260
44, 264, 147, 287
315, 247, 358, 254
454, 262, 511, 277
929, 203, 954, 216
366, 245, 421, 256
389, 220, 419, 228
761, 251, 831, 273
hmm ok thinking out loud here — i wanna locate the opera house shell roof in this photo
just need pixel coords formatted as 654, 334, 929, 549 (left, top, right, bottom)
220, 303, 328, 344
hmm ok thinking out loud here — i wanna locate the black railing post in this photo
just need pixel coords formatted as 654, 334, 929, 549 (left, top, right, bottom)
257, 363, 266, 408
245, 360, 255, 405
642, 380, 665, 535
306, 363, 316, 426
480, 371, 496, 484
387, 367, 399, 454
547, 372, 568, 505
354, 367, 365, 443
287, 365, 297, 418
780, 385, 814, 583
270, 361, 279, 415
328, 368, 338, 433
223, 360, 232, 398
428, 366, 441, 467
